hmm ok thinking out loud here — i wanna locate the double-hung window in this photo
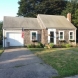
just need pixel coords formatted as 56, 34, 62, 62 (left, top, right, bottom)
69, 31, 74, 40
30, 31, 37, 41
59, 31, 64, 40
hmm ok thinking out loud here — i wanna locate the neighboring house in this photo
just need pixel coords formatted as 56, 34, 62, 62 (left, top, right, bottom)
3, 13, 77, 47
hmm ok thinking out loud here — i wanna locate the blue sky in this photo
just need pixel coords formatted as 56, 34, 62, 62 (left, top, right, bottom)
0, 0, 19, 21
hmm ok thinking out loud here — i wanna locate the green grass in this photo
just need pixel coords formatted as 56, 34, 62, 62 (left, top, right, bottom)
29, 48, 78, 78
0, 45, 3, 56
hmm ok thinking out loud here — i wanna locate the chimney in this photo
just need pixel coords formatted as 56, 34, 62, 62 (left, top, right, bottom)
67, 13, 71, 22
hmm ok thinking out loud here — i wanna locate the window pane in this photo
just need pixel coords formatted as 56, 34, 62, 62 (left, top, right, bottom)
60, 32, 63, 35
32, 32, 36, 39
59, 32, 63, 40
70, 36, 73, 39
50, 38, 54, 43
70, 32, 73, 35
60, 36, 63, 39
50, 32, 54, 37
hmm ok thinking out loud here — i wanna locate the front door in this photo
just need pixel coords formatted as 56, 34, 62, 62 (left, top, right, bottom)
50, 31, 54, 43
48, 29, 56, 44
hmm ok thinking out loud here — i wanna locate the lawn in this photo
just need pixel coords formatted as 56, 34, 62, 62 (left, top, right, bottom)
0, 45, 3, 56
29, 48, 78, 78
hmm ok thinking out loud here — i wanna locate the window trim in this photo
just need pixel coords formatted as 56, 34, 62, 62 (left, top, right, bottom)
30, 31, 38, 41
59, 31, 64, 40
69, 31, 74, 40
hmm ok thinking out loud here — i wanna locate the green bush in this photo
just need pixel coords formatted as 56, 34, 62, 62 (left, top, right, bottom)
27, 44, 35, 48
61, 44, 71, 48
36, 42, 44, 48
61, 44, 66, 48
49, 43, 54, 48
27, 44, 32, 48
65, 44, 71, 48
35, 44, 41, 48
27, 43, 44, 48
31, 44, 35, 48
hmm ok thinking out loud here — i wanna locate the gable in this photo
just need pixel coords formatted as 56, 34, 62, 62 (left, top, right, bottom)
37, 14, 76, 29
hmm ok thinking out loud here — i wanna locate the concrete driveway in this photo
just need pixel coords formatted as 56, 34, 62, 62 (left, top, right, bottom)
0, 48, 58, 78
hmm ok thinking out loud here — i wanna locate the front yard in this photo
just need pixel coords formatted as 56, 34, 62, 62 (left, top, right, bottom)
29, 47, 78, 78
0, 45, 3, 56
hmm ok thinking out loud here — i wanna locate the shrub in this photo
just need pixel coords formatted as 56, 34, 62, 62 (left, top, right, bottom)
61, 44, 66, 48
49, 43, 54, 48
35, 44, 41, 48
27, 44, 32, 48
65, 44, 71, 48
36, 42, 44, 48
27, 43, 44, 48
31, 44, 36, 48
27, 44, 35, 48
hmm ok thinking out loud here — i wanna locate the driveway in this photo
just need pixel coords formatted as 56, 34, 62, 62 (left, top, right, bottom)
0, 48, 58, 78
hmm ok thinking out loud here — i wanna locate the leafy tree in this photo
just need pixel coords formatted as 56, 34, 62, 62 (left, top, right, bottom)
61, 0, 78, 41
17, 0, 67, 17
62, 0, 78, 26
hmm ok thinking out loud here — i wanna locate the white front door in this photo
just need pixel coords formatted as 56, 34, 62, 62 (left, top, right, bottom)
48, 29, 56, 44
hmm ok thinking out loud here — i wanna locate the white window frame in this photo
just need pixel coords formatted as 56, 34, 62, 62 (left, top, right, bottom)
69, 31, 74, 40
30, 31, 38, 41
59, 31, 64, 40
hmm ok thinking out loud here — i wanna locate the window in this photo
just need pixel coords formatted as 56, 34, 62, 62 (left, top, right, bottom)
59, 31, 64, 40
30, 31, 37, 41
69, 31, 74, 40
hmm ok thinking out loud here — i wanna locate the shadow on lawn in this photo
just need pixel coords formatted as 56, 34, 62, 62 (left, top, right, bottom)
29, 48, 78, 78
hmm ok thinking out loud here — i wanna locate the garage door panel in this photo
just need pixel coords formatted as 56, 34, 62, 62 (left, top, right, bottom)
6, 32, 23, 46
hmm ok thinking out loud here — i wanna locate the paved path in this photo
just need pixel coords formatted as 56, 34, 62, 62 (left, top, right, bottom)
0, 48, 58, 78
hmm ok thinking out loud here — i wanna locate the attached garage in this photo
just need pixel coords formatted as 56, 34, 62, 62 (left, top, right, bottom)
3, 30, 24, 47
7, 32, 23, 46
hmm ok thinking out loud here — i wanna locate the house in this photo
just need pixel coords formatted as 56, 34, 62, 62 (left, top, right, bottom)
3, 13, 77, 47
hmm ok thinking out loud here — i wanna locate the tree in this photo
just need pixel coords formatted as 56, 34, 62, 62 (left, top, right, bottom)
62, 0, 78, 26
61, 0, 78, 41
17, 0, 67, 17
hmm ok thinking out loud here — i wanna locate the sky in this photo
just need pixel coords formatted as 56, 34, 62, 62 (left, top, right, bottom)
0, 0, 19, 21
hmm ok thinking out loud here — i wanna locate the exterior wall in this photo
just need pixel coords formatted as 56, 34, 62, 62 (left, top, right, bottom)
41, 29, 48, 44
3, 29, 76, 47
24, 29, 42, 45
56, 29, 76, 46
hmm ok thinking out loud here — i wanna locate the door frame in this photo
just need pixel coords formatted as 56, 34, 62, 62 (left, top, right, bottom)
48, 29, 56, 44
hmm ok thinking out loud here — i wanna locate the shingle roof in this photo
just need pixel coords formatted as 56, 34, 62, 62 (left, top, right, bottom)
38, 14, 76, 29
3, 14, 76, 30
3, 16, 41, 29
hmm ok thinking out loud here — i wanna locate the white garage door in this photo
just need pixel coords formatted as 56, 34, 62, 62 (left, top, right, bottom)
6, 32, 23, 46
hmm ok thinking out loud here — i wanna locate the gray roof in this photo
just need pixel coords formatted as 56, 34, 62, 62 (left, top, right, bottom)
38, 14, 76, 29
3, 16, 41, 29
3, 14, 76, 30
